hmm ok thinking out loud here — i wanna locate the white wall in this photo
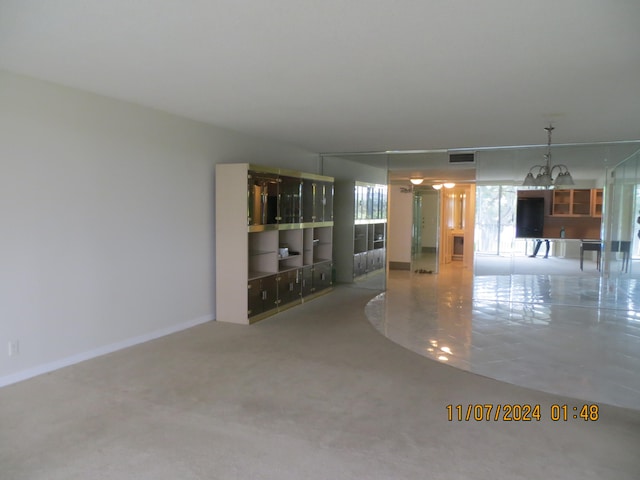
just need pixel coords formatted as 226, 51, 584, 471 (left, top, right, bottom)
0, 70, 318, 385
420, 190, 439, 249
388, 186, 413, 266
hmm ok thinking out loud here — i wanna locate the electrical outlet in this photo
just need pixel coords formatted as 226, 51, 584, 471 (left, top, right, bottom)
8, 340, 19, 356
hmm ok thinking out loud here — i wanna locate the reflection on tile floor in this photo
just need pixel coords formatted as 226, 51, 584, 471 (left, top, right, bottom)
365, 261, 640, 410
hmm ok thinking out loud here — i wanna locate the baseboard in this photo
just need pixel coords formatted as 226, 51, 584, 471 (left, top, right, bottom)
0, 314, 214, 388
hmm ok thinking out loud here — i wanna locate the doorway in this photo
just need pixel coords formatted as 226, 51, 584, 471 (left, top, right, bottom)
411, 187, 440, 274
408, 183, 476, 274
438, 184, 476, 270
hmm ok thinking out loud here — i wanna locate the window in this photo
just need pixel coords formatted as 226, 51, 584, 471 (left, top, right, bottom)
475, 185, 521, 255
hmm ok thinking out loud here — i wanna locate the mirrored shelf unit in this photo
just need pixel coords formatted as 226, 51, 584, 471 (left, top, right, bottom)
334, 181, 388, 282
216, 163, 334, 324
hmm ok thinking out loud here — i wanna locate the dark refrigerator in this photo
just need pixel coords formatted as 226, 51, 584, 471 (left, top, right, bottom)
516, 197, 545, 238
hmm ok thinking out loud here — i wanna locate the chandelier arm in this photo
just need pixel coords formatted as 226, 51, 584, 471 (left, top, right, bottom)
522, 124, 572, 187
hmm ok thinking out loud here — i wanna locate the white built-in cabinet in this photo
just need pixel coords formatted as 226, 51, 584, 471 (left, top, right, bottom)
215, 163, 334, 324
334, 181, 387, 282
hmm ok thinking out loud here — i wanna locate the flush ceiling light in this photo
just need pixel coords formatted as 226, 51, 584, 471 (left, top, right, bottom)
523, 124, 575, 187
433, 182, 455, 189
410, 178, 424, 185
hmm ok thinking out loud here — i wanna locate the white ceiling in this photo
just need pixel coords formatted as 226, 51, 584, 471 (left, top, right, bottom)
1, 1, 639, 155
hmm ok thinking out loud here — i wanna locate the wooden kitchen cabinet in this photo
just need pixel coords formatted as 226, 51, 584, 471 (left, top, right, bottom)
552, 189, 602, 217
591, 189, 603, 217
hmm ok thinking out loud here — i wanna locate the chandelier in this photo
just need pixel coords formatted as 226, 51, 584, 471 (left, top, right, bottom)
522, 125, 574, 187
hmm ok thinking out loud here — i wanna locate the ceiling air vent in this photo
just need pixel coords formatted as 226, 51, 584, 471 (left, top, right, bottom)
449, 152, 475, 164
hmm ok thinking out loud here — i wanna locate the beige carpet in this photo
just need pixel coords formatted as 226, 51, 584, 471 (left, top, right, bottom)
1, 286, 639, 479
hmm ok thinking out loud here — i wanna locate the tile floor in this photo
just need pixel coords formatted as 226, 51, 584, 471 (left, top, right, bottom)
365, 255, 640, 410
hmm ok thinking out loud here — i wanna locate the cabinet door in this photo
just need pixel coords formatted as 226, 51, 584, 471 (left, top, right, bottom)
377, 249, 386, 270
379, 186, 388, 220
355, 184, 367, 220
278, 269, 301, 306
372, 185, 387, 219
367, 250, 378, 272
248, 279, 263, 317
552, 190, 571, 216
314, 182, 325, 222
301, 265, 314, 297
371, 186, 380, 219
248, 171, 278, 225
591, 189, 603, 217
323, 181, 334, 221
367, 249, 380, 271
278, 176, 302, 224
313, 261, 332, 291
261, 274, 279, 312
353, 253, 361, 277
354, 252, 367, 276
289, 268, 303, 303
302, 179, 316, 222
571, 189, 591, 216
360, 252, 369, 275
366, 185, 375, 219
